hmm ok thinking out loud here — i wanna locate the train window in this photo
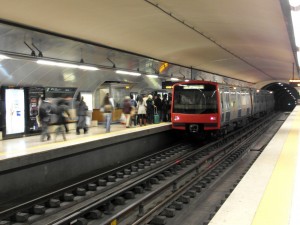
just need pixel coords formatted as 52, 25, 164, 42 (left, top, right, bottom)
173, 84, 217, 114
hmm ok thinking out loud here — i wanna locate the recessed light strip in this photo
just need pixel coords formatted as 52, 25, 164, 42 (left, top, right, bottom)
37, 60, 99, 71
146, 74, 159, 78
116, 70, 141, 76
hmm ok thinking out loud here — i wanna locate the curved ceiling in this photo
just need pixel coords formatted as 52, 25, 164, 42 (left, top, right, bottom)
0, 0, 298, 84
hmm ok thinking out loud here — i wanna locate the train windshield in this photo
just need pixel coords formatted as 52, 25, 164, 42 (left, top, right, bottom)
173, 83, 218, 114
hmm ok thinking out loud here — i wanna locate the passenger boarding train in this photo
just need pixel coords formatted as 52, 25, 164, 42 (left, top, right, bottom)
171, 81, 274, 136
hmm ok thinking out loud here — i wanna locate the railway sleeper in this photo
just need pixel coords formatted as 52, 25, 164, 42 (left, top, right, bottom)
160, 208, 176, 218
30, 204, 46, 215
85, 209, 102, 219
71, 217, 87, 225
170, 201, 183, 210
133, 186, 144, 194
114, 196, 126, 205
149, 215, 167, 225
47, 198, 61, 208
10, 212, 29, 223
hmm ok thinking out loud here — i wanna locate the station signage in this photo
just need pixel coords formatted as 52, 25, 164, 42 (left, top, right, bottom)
289, 80, 300, 87
162, 81, 179, 89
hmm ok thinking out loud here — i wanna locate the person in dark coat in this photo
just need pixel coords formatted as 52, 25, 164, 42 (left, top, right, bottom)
123, 96, 132, 128
57, 98, 70, 133
38, 99, 51, 142
154, 94, 162, 122
161, 94, 168, 122
76, 96, 88, 135
54, 100, 69, 141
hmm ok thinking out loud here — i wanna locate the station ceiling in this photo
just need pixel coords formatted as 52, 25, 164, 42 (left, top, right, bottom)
0, 0, 298, 87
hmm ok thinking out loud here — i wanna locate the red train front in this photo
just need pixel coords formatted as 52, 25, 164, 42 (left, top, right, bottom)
171, 81, 221, 134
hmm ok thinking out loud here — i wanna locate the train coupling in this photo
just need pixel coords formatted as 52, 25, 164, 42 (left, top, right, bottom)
189, 124, 199, 133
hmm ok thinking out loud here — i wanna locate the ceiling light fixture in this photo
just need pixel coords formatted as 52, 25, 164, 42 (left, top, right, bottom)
146, 74, 159, 78
116, 70, 141, 76
0, 54, 11, 60
37, 60, 99, 71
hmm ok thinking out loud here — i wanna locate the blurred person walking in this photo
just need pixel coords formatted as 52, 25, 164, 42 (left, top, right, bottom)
38, 98, 51, 142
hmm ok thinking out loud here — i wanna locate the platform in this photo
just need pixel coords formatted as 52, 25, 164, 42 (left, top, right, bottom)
0, 122, 171, 171
209, 106, 300, 225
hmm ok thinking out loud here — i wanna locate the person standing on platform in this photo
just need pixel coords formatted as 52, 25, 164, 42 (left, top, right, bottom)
146, 94, 155, 124
123, 96, 132, 128
130, 94, 137, 127
154, 94, 162, 122
137, 95, 147, 126
103, 93, 113, 133
76, 96, 88, 135
167, 93, 172, 122
161, 94, 168, 122
38, 98, 51, 142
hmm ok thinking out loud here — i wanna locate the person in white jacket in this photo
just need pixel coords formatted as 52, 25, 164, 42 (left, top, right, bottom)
137, 95, 147, 126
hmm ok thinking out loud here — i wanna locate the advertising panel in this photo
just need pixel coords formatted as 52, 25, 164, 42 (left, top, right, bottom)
27, 87, 44, 133
5, 88, 25, 135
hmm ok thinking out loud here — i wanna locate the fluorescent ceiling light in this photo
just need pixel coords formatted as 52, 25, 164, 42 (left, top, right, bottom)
116, 70, 141, 76
146, 74, 159, 78
77, 65, 99, 71
37, 60, 99, 71
170, 77, 179, 81
0, 54, 11, 60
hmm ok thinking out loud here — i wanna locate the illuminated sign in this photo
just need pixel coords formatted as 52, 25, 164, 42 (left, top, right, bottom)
183, 85, 205, 89
289, 80, 300, 87
5, 89, 25, 135
159, 62, 169, 73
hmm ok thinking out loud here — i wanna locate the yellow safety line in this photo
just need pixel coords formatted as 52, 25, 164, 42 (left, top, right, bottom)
251, 111, 300, 225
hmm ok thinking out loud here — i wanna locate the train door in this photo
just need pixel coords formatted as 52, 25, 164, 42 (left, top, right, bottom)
236, 88, 242, 118
229, 87, 237, 120
224, 86, 230, 123
219, 86, 225, 124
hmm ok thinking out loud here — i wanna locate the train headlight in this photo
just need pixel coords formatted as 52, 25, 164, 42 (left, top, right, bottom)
210, 116, 217, 121
174, 115, 180, 121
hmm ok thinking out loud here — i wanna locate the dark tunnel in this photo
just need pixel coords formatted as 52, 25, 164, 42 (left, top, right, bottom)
263, 82, 299, 112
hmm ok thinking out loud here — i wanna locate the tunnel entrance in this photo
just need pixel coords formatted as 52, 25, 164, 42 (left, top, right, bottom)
262, 82, 299, 112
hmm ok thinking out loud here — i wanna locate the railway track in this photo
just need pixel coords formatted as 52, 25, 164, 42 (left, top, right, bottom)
0, 113, 283, 225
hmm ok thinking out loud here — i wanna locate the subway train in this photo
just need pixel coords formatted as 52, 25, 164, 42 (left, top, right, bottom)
171, 81, 274, 136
